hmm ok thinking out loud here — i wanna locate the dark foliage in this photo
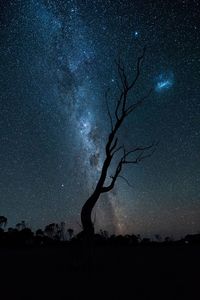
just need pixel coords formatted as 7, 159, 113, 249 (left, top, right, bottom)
0, 216, 200, 248
0, 216, 199, 299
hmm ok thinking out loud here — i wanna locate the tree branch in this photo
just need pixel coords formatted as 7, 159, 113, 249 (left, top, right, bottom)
105, 89, 113, 130
118, 175, 134, 188
102, 49, 154, 192
102, 142, 157, 193
125, 88, 153, 116
110, 137, 118, 153
111, 145, 124, 157
128, 46, 146, 91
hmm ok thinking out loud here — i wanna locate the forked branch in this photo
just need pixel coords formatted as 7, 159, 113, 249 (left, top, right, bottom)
81, 47, 157, 235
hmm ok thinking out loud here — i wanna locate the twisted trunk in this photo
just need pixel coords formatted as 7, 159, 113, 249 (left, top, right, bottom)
81, 191, 100, 236
81, 153, 113, 236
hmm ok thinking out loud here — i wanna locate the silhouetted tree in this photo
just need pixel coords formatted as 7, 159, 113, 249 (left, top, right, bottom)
100, 230, 109, 239
16, 220, 26, 231
44, 223, 57, 239
165, 236, 172, 243
8, 227, 15, 232
67, 228, 74, 240
20, 228, 34, 244
21, 220, 26, 229
141, 238, 151, 244
184, 234, 200, 245
36, 229, 44, 237
0, 216, 7, 228
81, 48, 156, 237
44, 223, 63, 240
0, 228, 4, 240
58, 222, 66, 241
155, 234, 162, 242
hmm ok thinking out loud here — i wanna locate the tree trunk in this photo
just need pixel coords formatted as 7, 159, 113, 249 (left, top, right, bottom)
81, 190, 101, 236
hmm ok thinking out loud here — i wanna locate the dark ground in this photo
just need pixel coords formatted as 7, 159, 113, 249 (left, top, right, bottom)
0, 244, 199, 299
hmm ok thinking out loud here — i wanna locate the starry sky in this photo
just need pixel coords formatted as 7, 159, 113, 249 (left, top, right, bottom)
0, 0, 200, 238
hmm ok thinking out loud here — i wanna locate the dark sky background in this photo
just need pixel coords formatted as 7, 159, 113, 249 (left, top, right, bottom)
0, 0, 200, 238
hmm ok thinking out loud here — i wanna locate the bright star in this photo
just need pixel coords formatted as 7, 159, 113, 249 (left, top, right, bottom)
134, 31, 139, 37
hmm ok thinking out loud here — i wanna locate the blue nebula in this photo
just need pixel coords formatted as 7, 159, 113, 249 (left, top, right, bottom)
155, 72, 174, 92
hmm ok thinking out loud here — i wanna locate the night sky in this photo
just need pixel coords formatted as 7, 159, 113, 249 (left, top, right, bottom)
0, 0, 200, 238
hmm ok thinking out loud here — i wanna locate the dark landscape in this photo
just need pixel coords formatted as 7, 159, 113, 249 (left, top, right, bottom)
0, 224, 200, 299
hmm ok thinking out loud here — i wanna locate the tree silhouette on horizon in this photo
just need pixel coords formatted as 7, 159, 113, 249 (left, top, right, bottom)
81, 47, 157, 238
0, 216, 7, 228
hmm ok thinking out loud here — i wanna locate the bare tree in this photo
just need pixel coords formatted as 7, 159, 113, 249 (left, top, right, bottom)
81, 47, 156, 237
16, 220, 26, 231
67, 228, 74, 240
0, 216, 7, 228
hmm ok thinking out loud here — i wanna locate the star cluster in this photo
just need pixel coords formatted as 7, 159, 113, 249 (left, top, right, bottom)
155, 72, 174, 92
0, 0, 200, 237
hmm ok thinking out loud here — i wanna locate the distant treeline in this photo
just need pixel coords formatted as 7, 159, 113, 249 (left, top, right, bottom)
0, 216, 200, 247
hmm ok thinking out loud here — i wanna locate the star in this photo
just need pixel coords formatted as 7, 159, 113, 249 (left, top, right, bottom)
134, 31, 139, 38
